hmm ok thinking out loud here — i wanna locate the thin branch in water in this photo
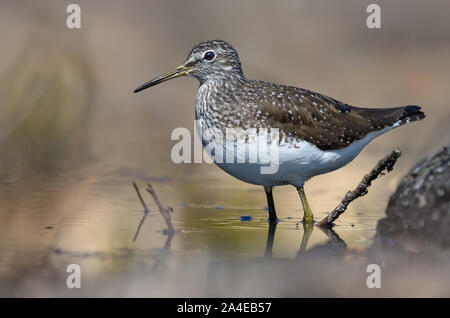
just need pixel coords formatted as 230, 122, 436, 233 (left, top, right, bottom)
132, 182, 177, 241
146, 183, 176, 234
132, 182, 150, 242
133, 182, 150, 213
317, 148, 402, 228
132, 182, 176, 272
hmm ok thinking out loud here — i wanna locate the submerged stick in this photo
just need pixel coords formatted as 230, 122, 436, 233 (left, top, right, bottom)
132, 182, 150, 242
133, 182, 150, 213
132, 182, 176, 241
146, 183, 175, 234
317, 148, 402, 228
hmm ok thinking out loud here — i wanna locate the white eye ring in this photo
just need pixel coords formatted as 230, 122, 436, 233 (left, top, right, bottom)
203, 50, 216, 62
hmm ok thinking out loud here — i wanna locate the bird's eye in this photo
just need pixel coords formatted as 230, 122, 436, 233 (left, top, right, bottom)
203, 51, 215, 61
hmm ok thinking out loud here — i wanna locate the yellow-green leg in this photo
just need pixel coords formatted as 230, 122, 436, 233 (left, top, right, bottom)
297, 186, 314, 224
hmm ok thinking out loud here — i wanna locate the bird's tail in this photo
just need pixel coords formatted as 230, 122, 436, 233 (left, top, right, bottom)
354, 104, 425, 129
397, 105, 426, 125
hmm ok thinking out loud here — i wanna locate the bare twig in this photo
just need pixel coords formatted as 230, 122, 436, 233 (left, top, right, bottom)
132, 182, 176, 241
317, 148, 402, 228
133, 182, 149, 213
145, 183, 175, 234
132, 182, 150, 242
132, 182, 177, 272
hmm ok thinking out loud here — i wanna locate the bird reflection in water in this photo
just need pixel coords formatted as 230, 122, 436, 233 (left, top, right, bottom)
263, 220, 347, 259
132, 182, 348, 263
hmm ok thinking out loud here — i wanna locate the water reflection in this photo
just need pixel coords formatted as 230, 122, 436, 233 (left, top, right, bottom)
264, 222, 277, 258
1, 177, 449, 298
131, 181, 350, 260
264, 221, 348, 258
129, 181, 350, 265
316, 225, 347, 250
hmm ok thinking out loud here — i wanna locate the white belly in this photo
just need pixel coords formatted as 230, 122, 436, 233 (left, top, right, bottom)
196, 120, 392, 187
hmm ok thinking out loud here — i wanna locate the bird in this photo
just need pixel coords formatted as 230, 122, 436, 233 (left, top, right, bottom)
134, 39, 425, 224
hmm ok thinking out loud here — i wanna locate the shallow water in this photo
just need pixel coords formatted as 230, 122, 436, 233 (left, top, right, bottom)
0, 164, 394, 297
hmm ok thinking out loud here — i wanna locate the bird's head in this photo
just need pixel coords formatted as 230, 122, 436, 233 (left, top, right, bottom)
134, 40, 244, 93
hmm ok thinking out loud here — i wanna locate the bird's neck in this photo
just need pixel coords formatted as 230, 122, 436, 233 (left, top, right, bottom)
195, 74, 247, 130
195, 70, 246, 86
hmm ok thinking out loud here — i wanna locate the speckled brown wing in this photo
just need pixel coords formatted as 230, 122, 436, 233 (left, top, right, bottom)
246, 81, 424, 150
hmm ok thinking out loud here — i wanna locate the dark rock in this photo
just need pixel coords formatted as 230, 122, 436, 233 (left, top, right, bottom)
375, 146, 450, 250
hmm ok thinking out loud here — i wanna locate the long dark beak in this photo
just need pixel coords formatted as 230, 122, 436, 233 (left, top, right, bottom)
133, 64, 191, 93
